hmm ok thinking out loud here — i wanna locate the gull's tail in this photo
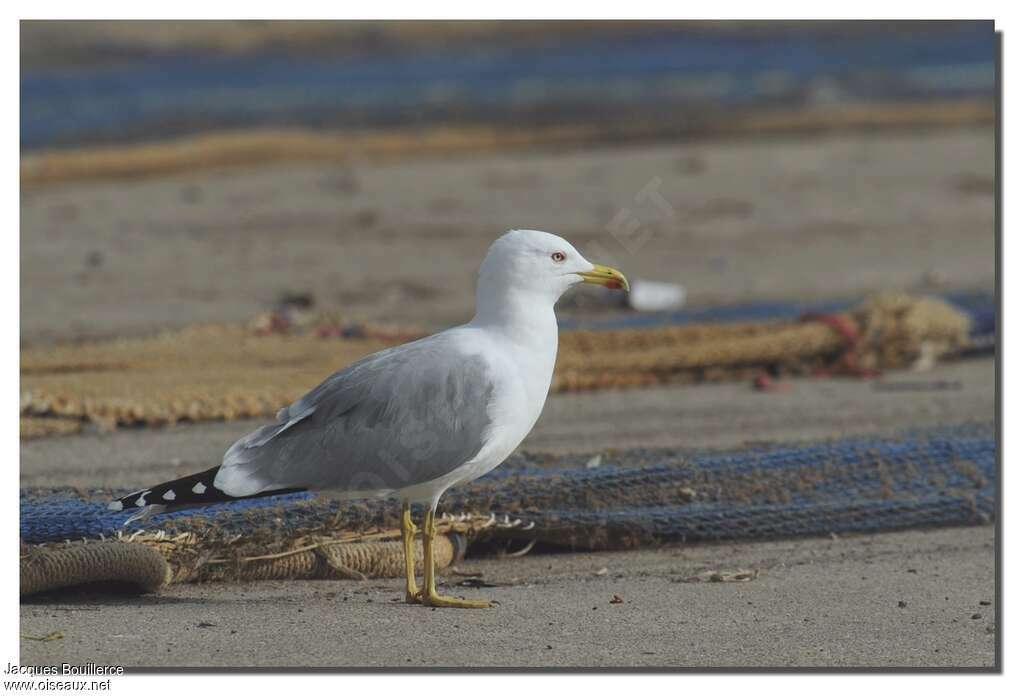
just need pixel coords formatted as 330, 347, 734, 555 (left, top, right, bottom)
108, 465, 305, 524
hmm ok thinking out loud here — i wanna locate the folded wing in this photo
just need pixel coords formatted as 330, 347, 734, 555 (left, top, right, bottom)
214, 334, 496, 497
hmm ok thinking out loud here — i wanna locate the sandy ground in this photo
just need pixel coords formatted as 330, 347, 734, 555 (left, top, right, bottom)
19, 357, 997, 669
20, 127, 994, 345
21, 526, 995, 669
20, 126, 997, 669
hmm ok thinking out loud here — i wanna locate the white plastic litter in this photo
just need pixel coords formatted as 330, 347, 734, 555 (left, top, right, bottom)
627, 280, 687, 312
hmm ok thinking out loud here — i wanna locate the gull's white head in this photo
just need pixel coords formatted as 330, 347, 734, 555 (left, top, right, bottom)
475, 229, 628, 315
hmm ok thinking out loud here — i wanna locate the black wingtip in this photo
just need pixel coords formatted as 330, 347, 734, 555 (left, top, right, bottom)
109, 465, 304, 513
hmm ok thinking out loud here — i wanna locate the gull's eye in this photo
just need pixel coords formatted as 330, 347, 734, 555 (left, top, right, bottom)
551, 252, 566, 263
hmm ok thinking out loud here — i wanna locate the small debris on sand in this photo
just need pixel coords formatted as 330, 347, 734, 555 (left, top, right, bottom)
678, 569, 758, 583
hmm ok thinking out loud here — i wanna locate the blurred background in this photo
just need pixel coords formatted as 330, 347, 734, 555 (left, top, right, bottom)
21, 20, 995, 344
19, 21, 998, 668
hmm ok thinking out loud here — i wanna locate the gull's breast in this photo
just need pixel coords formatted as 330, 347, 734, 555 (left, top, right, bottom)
446, 327, 556, 486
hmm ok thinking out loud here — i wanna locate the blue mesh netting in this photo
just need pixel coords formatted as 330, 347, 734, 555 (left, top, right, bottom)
21, 423, 995, 549
558, 291, 996, 346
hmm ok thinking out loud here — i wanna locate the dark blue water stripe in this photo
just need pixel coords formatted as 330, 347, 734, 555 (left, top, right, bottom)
22, 24, 994, 150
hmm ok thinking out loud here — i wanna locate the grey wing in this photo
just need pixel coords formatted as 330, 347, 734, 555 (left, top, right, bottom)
213, 334, 496, 497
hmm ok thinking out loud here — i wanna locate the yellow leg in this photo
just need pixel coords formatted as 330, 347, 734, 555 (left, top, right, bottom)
420, 507, 491, 609
401, 502, 421, 603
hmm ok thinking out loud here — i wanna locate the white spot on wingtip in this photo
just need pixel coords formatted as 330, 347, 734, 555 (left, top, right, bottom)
108, 501, 123, 511
135, 492, 149, 507
192, 482, 206, 494
162, 490, 176, 501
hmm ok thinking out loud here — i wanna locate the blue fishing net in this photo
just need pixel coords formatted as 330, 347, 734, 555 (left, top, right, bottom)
21, 423, 995, 550
558, 291, 996, 345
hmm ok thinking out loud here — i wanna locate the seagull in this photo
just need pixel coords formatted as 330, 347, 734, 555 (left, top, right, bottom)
109, 229, 628, 608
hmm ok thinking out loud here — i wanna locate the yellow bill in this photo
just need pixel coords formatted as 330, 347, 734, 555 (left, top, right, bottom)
577, 263, 629, 291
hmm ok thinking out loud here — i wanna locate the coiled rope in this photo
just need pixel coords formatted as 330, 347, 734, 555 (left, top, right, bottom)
21, 522, 469, 597
21, 540, 169, 596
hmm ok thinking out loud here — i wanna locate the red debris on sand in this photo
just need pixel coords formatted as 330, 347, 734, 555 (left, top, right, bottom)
252, 312, 292, 336
753, 371, 792, 392
799, 312, 881, 379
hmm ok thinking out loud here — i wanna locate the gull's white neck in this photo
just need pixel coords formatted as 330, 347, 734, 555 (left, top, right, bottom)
468, 281, 559, 352
466, 279, 560, 433
469, 277, 559, 400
